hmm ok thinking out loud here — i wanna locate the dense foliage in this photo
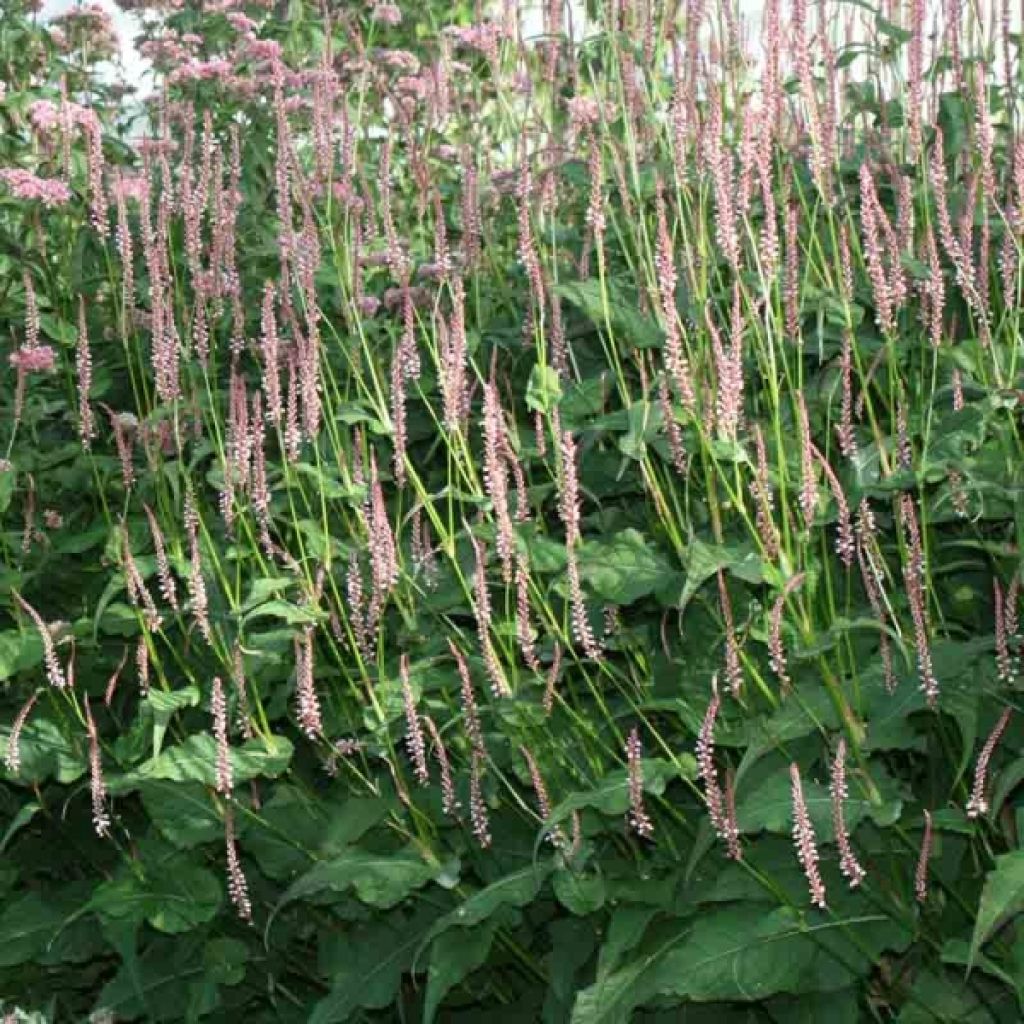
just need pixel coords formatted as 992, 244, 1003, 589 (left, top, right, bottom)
1, 0, 1024, 1019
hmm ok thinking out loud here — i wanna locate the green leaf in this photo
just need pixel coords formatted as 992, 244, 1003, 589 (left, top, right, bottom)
423, 915, 505, 1024
572, 903, 909, 1023
0, 628, 43, 681
549, 758, 694, 826
420, 865, 549, 956
90, 855, 222, 934
111, 733, 293, 793
553, 867, 606, 915
311, 906, 439, 1024
94, 934, 216, 1021
527, 363, 563, 414
577, 529, 680, 606
38, 312, 77, 346
203, 938, 248, 986
678, 538, 766, 612
0, 801, 40, 853
617, 401, 663, 461
137, 781, 222, 848
241, 599, 322, 626
146, 686, 200, 759
556, 280, 663, 350
0, 893, 63, 967
280, 846, 438, 910
544, 918, 600, 1023
0, 464, 14, 517
970, 851, 1024, 970
735, 761, 902, 841
1, 716, 86, 785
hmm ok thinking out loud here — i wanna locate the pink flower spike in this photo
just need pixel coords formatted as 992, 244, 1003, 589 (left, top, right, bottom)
790, 762, 826, 909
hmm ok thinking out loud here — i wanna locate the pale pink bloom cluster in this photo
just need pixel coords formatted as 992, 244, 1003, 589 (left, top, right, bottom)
9, 345, 56, 374
27, 99, 100, 138
169, 58, 234, 85
0, 169, 72, 206
371, 4, 402, 26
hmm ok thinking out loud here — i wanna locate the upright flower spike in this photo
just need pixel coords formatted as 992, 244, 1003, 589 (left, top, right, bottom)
520, 745, 563, 847
294, 627, 323, 739
790, 762, 826, 908
211, 676, 233, 797
830, 739, 866, 887
899, 493, 938, 706
626, 727, 654, 839
768, 573, 805, 694
469, 752, 492, 849
717, 571, 743, 697
5, 692, 38, 774
224, 805, 252, 922
966, 707, 1013, 818
401, 654, 429, 785
915, 810, 933, 904
85, 696, 111, 838
695, 677, 726, 834
423, 716, 459, 817
13, 592, 67, 690
143, 503, 178, 612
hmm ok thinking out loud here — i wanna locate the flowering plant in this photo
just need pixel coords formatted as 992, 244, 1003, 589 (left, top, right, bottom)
1, 0, 1023, 1020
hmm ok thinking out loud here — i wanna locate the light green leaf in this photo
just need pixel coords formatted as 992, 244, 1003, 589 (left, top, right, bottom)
91, 858, 222, 935
527, 363, 563, 414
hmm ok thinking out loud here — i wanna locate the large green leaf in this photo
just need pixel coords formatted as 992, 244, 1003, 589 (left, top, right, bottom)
137, 781, 223, 849
677, 538, 766, 612
418, 864, 551, 958
572, 903, 911, 1023
555, 280, 664, 349
0, 893, 64, 967
423, 914, 506, 1024
90, 853, 222, 934
110, 733, 293, 793
279, 846, 439, 910
311, 906, 440, 1024
577, 529, 681, 605
970, 851, 1024, 970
